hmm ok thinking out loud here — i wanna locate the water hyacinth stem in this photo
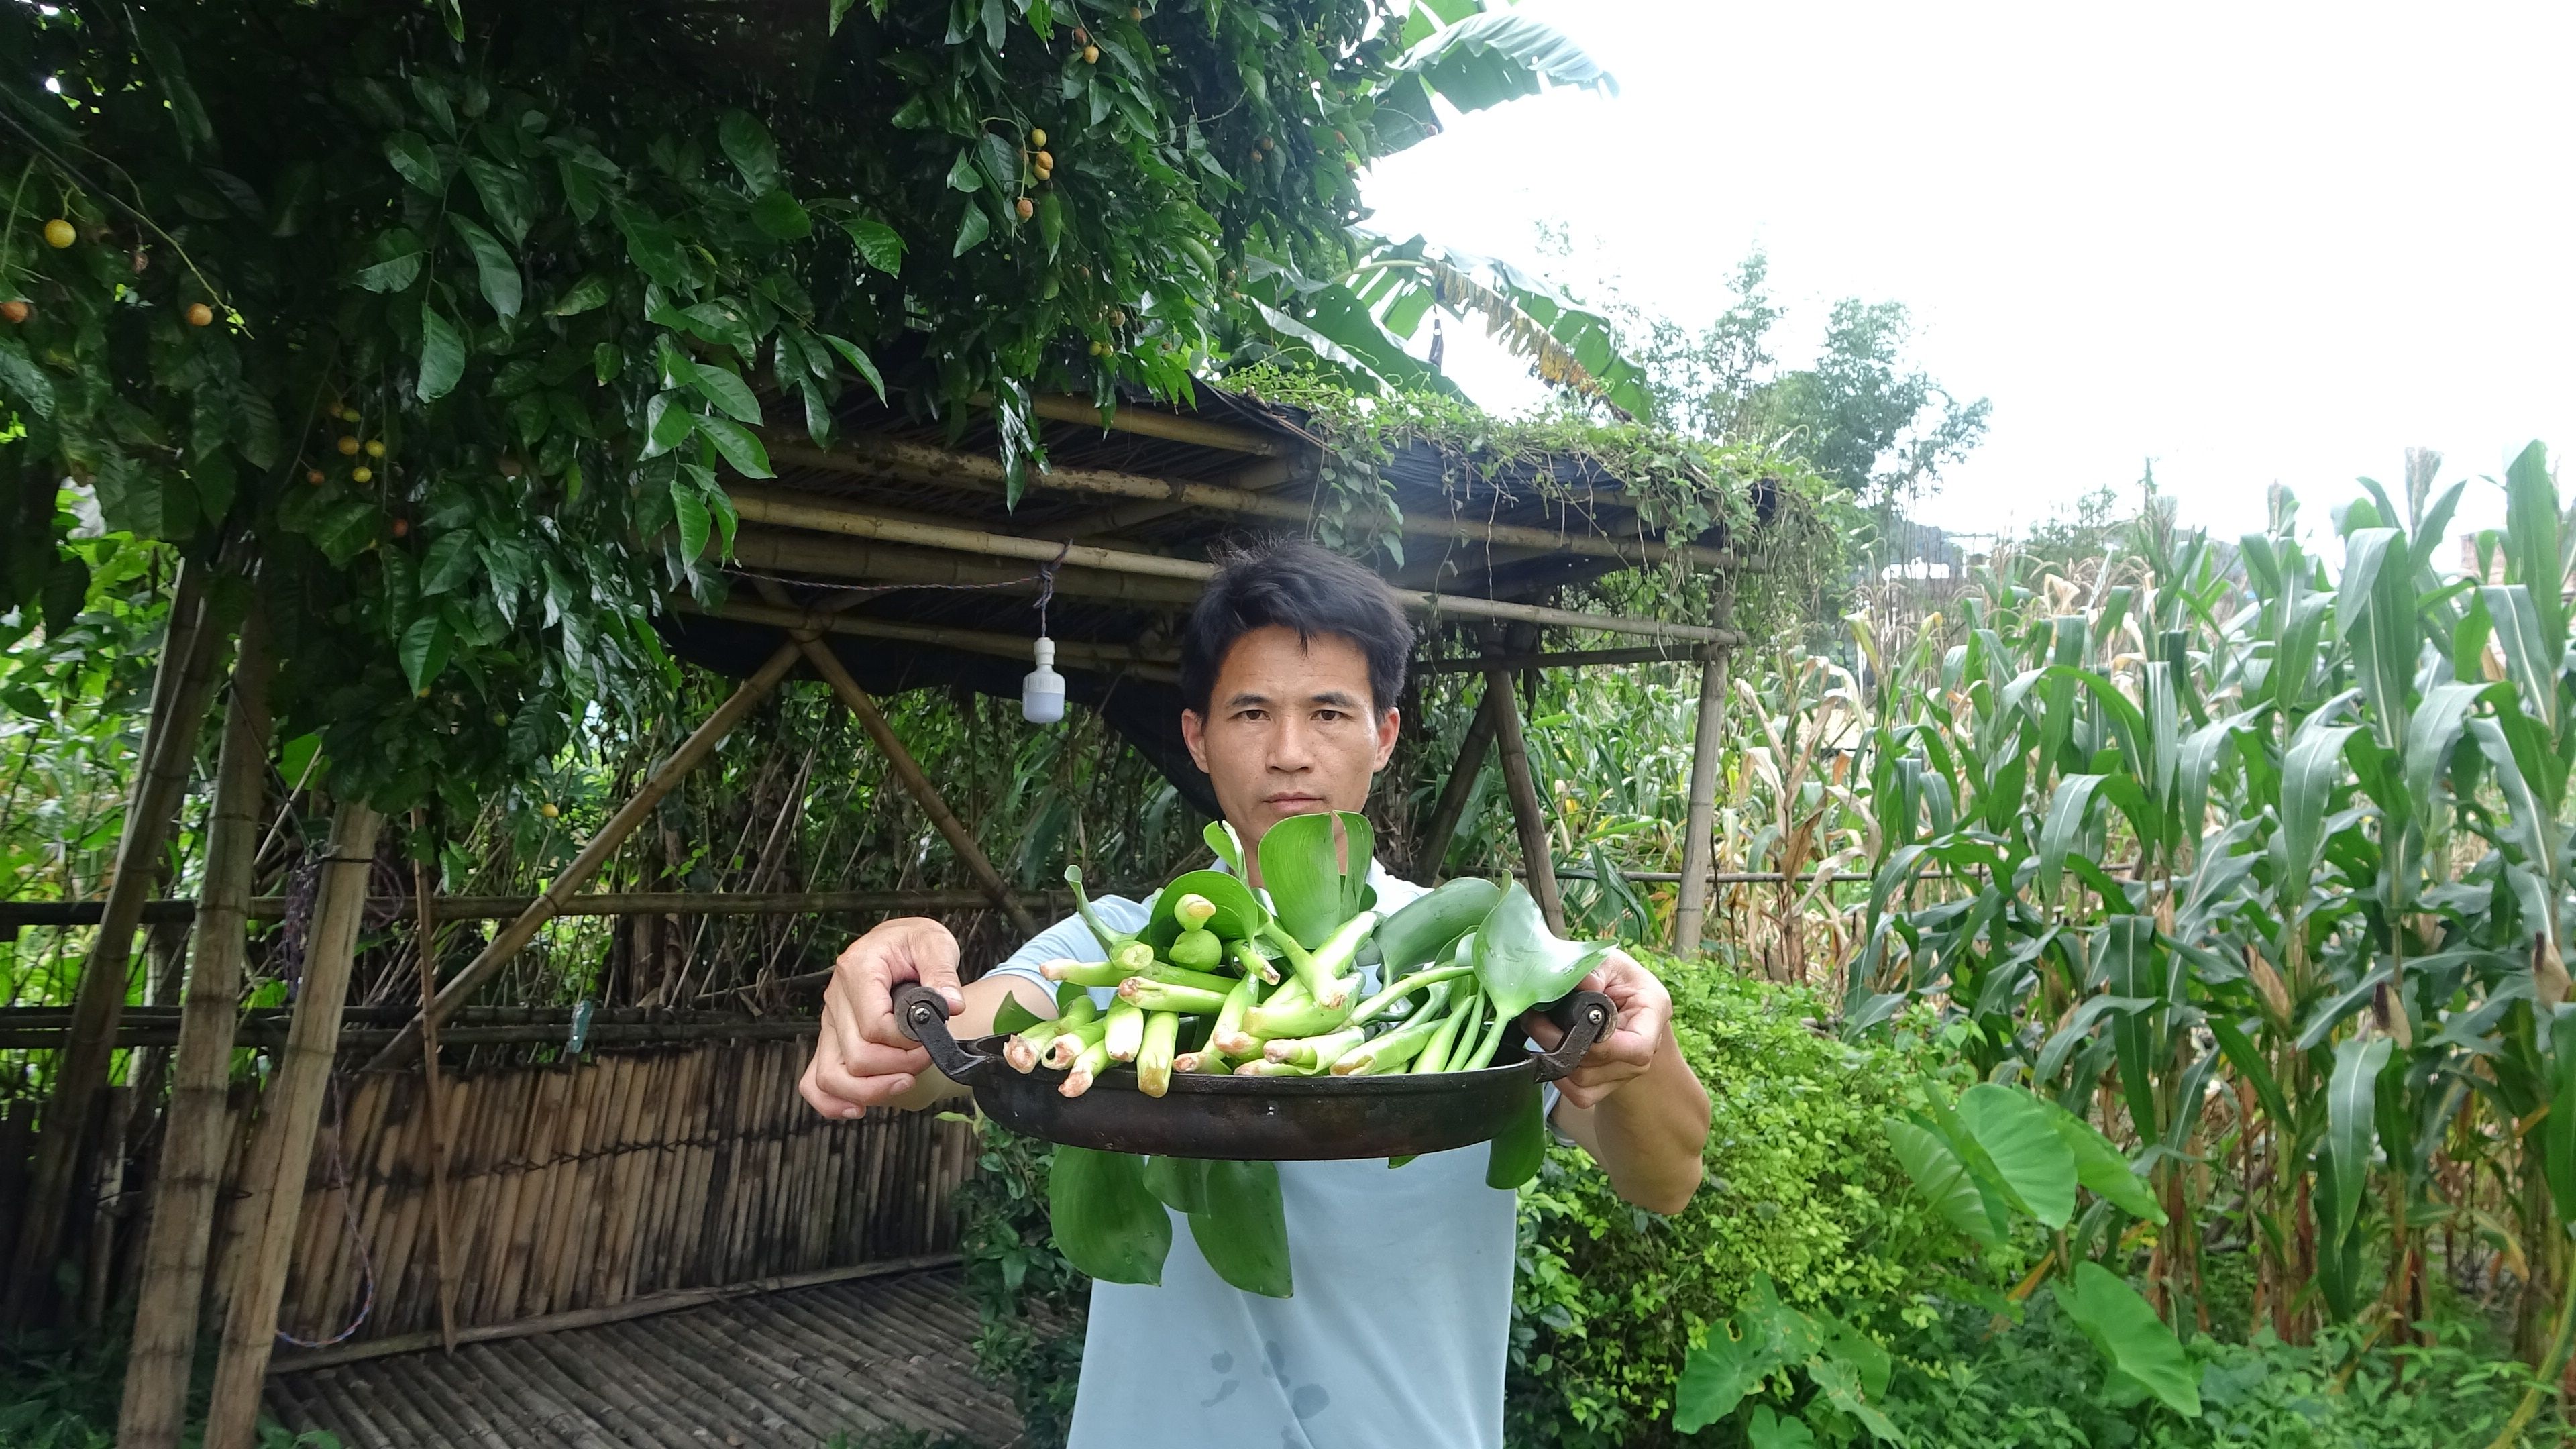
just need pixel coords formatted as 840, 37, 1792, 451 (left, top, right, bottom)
1118, 978, 1233, 1014
1135, 1011, 1180, 1098
1060, 1035, 1112, 1097
1104, 1000, 1146, 1062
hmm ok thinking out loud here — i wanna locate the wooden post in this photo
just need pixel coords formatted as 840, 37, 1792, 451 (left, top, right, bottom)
117, 608, 272, 1448
1412, 678, 1502, 881
201, 800, 384, 1449
7, 562, 224, 1326
359, 641, 802, 1073
1485, 667, 1566, 934
1671, 649, 1732, 955
411, 813, 460, 1352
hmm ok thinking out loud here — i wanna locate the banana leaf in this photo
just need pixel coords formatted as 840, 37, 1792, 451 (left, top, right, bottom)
1258, 810, 1377, 949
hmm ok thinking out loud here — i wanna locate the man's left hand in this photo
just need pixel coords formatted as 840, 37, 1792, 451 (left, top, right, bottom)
1521, 949, 1673, 1110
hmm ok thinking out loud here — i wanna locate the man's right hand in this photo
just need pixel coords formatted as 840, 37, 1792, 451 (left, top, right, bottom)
800, 916, 965, 1119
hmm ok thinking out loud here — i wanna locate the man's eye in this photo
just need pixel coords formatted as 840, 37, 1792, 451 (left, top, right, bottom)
1316, 710, 1344, 722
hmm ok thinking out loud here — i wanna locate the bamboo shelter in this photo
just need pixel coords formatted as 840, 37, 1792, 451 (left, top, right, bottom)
0, 382, 1758, 1448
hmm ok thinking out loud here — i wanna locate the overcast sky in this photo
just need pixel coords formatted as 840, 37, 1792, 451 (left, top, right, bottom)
1361, 1, 2576, 551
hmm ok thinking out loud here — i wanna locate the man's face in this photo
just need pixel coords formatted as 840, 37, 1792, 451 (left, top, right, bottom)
1181, 625, 1399, 867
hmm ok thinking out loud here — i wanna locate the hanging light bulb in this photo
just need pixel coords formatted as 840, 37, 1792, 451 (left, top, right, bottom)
1022, 635, 1066, 724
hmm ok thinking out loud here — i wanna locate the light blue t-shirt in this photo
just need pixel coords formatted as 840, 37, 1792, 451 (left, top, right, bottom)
985, 862, 1536, 1449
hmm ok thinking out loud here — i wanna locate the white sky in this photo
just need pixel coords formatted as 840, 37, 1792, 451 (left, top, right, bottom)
1361, 1, 2576, 550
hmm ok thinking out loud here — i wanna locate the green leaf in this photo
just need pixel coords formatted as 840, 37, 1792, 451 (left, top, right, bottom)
1047, 1146, 1169, 1285
696, 415, 773, 479
718, 110, 782, 193
1138, 869, 1267, 948
613, 202, 690, 288
418, 532, 478, 596
2503, 439, 2563, 656
0, 338, 54, 419
1187, 1160, 1291, 1297
828, 0, 857, 33
685, 362, 763, 425
2544, 1007, 2576, 1224
1957, 1083, 2078, 1230
840, 215, 906, 274
2039, 1098, 2165, 1222
460, 156, 537, 247
447, 215, 522, 319
750, 189, 814, 241
1674, 1312, 1790, 1434
818, 333, 885, 402
1883, 1118, 2004, 1250
417, 304, 466, 402
1484, 1088, 1546, 1191
1472, 879, 1613, 1022
548, 274, 611, 317
1747, 1407, 1817, 1449
2279, 712, 2360, 918
2322, 1034, 2391, 1247
640, 392, 696, 460
351, 227, 427, 293
1141, 1156, 1209, 1214
2055, 1262, 2201, 1417
2035, 773, 2107, 900
1204, 820, 1245, 875
669, 477, 712, 561
953, 203, 991, 256
399, 614, 453, 694
384, 130, 443, 193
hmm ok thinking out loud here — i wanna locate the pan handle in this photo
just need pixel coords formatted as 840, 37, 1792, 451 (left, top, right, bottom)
891, 982, 995, 1086
1529, 989, 1615, 1084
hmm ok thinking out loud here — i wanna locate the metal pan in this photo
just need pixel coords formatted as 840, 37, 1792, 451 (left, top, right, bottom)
894, 983, 1614, 1160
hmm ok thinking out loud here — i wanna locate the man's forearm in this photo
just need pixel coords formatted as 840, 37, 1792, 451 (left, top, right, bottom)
1560, 1026, 1709, 1212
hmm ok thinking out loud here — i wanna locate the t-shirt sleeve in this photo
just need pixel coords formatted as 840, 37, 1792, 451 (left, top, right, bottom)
981, 896, 1149, 1005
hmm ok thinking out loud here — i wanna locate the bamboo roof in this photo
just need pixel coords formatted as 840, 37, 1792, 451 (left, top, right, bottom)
659, 382, 1743, 813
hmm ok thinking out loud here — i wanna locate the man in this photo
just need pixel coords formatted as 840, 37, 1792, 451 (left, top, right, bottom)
801, 538, 1711, 1448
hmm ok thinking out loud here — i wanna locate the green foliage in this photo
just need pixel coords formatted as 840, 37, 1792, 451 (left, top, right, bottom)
0, 1330, 340, 1448
954, 1116, 1088, 1449
1506, 961, 1943, 1449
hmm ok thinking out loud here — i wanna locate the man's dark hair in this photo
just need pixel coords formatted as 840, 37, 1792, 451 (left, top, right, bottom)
1180, 537, 1412, 716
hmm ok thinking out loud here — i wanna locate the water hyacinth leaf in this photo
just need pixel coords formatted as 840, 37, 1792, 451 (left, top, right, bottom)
991, 993, 1043, 1036
1204, 820, 1245, 875
2055, 1262, 2200, 1417
1473, 881, 1614, 1023
1140, 869, 1265, 949
1485, 1088, 1546, 1191
1189, 1159, 1291, 1298
1258, 810, 1373, 948
1375, 876, 1503, 975
1048, 1146, 1169, 1285
1142, 1155, 1210, 1214
1884, 1118, 2006, 1250
1957, 1083, 2078, 1229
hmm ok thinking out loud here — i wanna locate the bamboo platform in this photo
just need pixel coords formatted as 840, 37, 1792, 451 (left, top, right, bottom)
264, 1265, 1022, 1448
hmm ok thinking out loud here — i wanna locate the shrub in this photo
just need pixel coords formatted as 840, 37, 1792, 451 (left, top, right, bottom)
1505, 957, 1948, 1448
953, 1114, 1087, 1449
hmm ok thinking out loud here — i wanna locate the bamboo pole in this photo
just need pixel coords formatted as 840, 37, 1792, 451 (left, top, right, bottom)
996, 391, 1289, 455
727, 525, 1203, 607
1415, 644, 1713, 675
360, 641, 802, 1073
1486, 667, 1566, 934
1412, 677, 1502, 880
726, 486, 1744, 645
761, 433, 1741, 571
117, 605, 274, 1448
8, 563, 225, 1326
768, 591, 1040, 937
695, 597, 1180, 680
411, 814, 460, 1353
1671, 649, 1733, 955
1, 885, 1105, 929
203, 800, 384, 1449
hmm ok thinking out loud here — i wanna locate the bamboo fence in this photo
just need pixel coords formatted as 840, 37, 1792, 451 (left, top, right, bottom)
225, 1039, 974, 1350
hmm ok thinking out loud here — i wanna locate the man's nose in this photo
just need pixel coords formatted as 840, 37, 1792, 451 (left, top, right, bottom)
1269, 716, 1317, 772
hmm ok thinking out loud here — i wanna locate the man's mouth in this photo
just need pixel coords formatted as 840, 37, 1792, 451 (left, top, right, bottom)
1266, 794, 1326, 810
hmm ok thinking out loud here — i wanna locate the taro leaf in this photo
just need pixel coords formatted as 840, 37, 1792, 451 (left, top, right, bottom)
1673, 1321, 1780, 1434
1957, 1083, 2078, 1229
992, 993, 1043, 1036
1883, 1117, 2006, 1250
1258, 810, 1373, 949
1189, 1159, 1291, 1298
1485, 1086, 1546, 1190
1048, 1146, 1169, 1285
2040, 1097, 2165, 1222
1142, 1155, 1210, 1214
2055, 1261, 2201, 1417
1139, 869, 1267, 949
1746, 1407, 1817, 1449
1472, 881, 1614, 1023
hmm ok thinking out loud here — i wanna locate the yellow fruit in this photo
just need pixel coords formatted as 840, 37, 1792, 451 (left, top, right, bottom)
184, 303, 213, 327
499, 455, 524, 478
539, 802, 560, 819
1082, 44, 1099, 62
1088, 339, 1106, 356
417, 687, 432, 698
337, 436, 361, 455
1036, 150, 1053, 170
351, 465, 373, 483
1030, 127, 1048, 148
1015, 197, 1034, 221
1130, 5, 1142, 16
43, 219, 75, 249
364, 439, 386, 458
0, 300, 27, 325
306, 468, 325, 485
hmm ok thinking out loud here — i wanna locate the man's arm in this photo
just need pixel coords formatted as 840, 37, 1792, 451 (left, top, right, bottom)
800, 917, 1062, 1118
869, 973, 1056, 1111
1527, 952, 1711, 1214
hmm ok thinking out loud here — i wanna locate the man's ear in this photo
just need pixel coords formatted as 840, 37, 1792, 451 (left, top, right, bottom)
1372, 707, 1400, 771
1182, 708, 1212, 773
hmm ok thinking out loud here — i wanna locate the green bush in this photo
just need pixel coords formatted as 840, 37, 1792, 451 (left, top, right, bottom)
1506, 957, 1949, 1448
953, 1114, 1087, 1449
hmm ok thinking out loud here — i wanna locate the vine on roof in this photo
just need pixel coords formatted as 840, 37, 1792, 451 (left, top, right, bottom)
1222, 361, 1843, 640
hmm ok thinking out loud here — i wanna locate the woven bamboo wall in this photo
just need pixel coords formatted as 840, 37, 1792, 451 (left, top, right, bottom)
255, 1040, 975, 1345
